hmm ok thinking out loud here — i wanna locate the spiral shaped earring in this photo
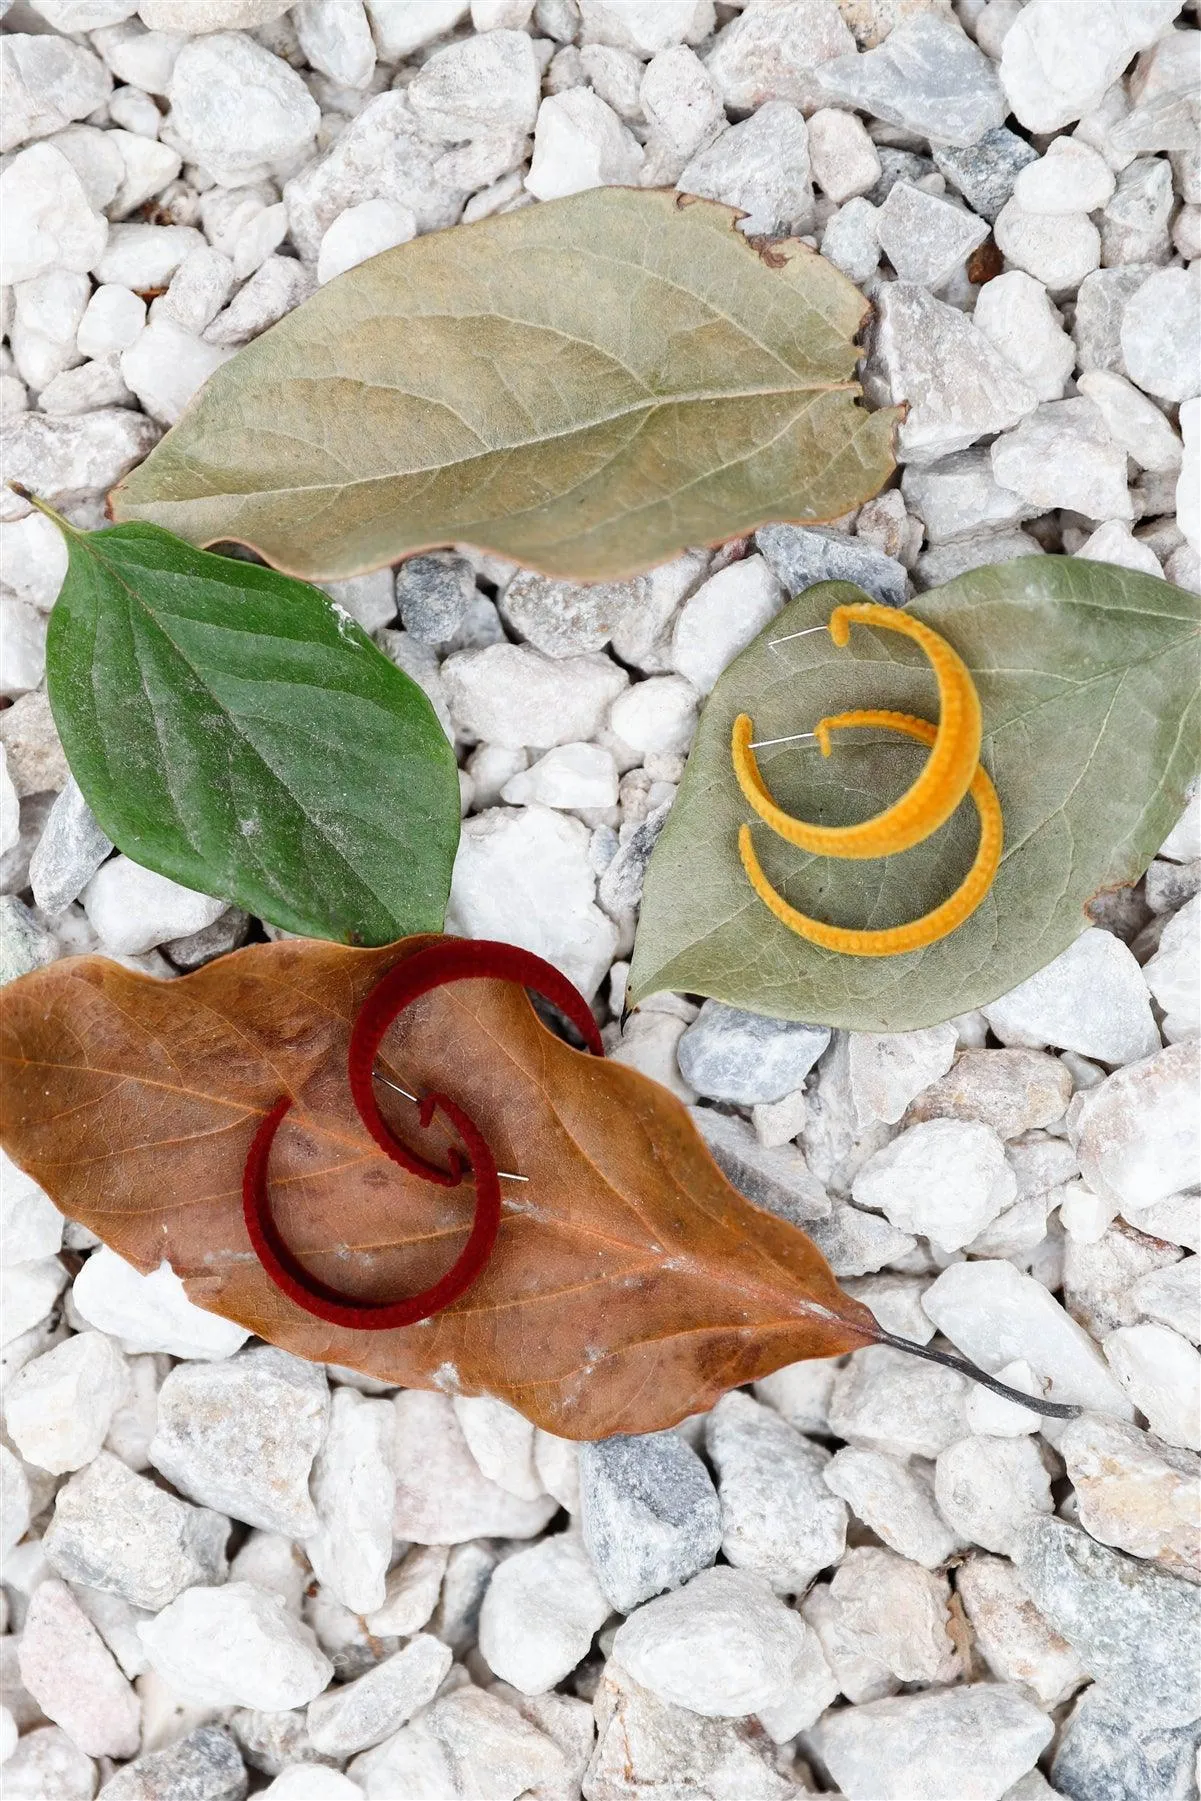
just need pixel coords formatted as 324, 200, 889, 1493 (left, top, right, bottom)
738, 711, 1003, 956
731, 602, 982, 861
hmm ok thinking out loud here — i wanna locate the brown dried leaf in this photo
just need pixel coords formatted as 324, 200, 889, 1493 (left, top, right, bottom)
0, 937, 875, 1436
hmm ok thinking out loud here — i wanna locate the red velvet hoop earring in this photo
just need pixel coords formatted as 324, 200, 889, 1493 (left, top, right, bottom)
242, 1088, 502, 1330
346, 938, 604, 1185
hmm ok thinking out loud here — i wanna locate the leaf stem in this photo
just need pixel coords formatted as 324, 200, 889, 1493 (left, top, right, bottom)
872, 1329, 1081, 1420
6, 483, 75, 536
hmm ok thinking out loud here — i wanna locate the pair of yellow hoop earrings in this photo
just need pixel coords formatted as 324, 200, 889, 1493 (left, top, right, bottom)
731, 601, 1003, 957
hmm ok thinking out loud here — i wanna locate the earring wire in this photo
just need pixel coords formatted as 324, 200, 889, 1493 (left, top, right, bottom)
373, 1073, 529, 1182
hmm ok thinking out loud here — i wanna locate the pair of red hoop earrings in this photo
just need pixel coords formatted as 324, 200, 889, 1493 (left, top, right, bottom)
242, 940, 603, 1331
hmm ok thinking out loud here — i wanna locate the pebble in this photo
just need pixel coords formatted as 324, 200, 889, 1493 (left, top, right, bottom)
1143, 892, 1201, 1041
168, 36, 320, 185
5, 1329, 128, 1474
499, 742, 617, 810
80, 855, 225, 956
964, 1358, 1045, 1435
853, 1118, 1016, 1252
443, 643, 627, 748
932, 125, 1038, 224
823, 1444, 963, 1567
934, 1433, 1053, 1556
675, 1001, 828, 1106
1, 37, 112, 156
991, 395, 1132, 522
689, 1106, 830, 1224
812, 1682, 1053, 1801
589, 1660, 793, 1801
906, 1047, 1073, 1139
148, 1346, 327, 1538
1014, 1514, 1201, 1727
1055, 1695, 1201, 1801
73, 1248, 249, 1359
1, 1253, 68, 1342
446, 805, 618, 999
876, 181, 989, 289
392, 1390, 558, 1543
705, 1391, 846, 1594
526, 88, 643, 199
821, 194, 883, 285
972, 271, 1077, 405
454, 1394, 544, 1500
816, 12, 1005, 147
678, 103, 815, 240
807, 105, 881, 203
1121, 265, 1201, 404
204, 256, 314, 349
611, 1565, 819, 1719
668, 554, 784, 695
1060, 1411, 1200, 1581
756, 522, 908, 608
262, 1771, 361, 1799
578, 1430, 721, 1614
120, 315, 232, 427
703, 0, 854, 114
363, 1543, 447, 1635
18, 1577, 141, 1759
1015, 136, 1116, 214
1103, 1322, 1201, 1452
2, 408, 160, 531
304, 1387, 394, 1614
1131, 1256, 1200, 1343
306, 1634, 451, 1755
956, 1552, 1088, 1708
983, 928, 1160, 1063
0, 1150, 64, 1265
1071, 1040, 1200, 1217
43, 1449, 229, 1609
1000, 0, 1177, 134
870, 282, 1037, 466
1101, 155, 1176, 266
139, 1582, 332, 1712
923, 1259, 1133, 1417
609, 676, 698, 758
828, 1344, 969, 1459
638, 44, 725, 185
2, 1725, 99, 1801
478, 1532, 610, 1694
579, 0, 714, 56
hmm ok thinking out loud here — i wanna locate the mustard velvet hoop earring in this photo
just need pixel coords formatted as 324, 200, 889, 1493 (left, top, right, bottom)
737, 711, 1003, 956
731, 602, 983, 861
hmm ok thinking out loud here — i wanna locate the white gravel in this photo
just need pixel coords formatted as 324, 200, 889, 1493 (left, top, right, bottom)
1, 0, 1200, 1794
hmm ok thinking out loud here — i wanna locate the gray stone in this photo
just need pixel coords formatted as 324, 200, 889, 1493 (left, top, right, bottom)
578, 1430, 721, 1614
43, 1449, 228, 1611
811, 1683, 1053, 1801
705, 1392, 846, 1595
676, 1001, 830, 1105
586, 1662, 793, 1801
164, 906, 252, 971
823, 1445, 963, 1568
902, 449, 1039, 544
876, 181, 989, 289
95, 1725, 247, 1800
498, 569, 637, 659
867, 147, 935, 205
814, 13, 1006, 149
395, 554, 477, 645
933, 126, 1039, 224
868, 283, 1037, 467
597, 804, 669, 919
1014, 1515, 1201, 1727
0, 895, 57, 985
28, 777, 112, 916
1073, 265, 1157, 376
1051, 1687, 1201, 1801
306, 1635, 452, 1756
806, 1200, 917, 1276
756, 524, 907, 607
687, 1108, 830, 1225
149, 1346, 329, 1537
678, 102, 815, 240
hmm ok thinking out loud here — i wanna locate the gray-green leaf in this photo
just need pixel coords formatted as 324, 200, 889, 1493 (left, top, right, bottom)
44, 519, 460, 945
109, 189, 898, 584
629, 559, 1201, 1029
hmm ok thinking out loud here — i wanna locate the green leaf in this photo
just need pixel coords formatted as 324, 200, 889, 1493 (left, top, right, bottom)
629, 559, 1201, 1030
44, 517, 460, 946
110, 190, 898, 584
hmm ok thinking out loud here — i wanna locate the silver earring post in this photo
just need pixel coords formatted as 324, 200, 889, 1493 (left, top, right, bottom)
768, 624, 830, 648
373, 1073, 529, 1182
748, 731, 819, 749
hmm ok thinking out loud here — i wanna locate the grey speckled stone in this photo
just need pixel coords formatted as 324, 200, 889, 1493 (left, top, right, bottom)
755, 525, 907, 609
677, 1000, 830, 1105
395, 552, 476, 646
688, 1107, 830, 1225
1051, 1687, 1201, 1801
867, 147, 936, 206
933, 127, 1039, 225
28, 776, 113, 916
578, 1431, 721, 1615
0, 894, 57, 985
814, 13, 1006, 150
95, 1725, 247, 1801
1013, 1516, 1201, 1727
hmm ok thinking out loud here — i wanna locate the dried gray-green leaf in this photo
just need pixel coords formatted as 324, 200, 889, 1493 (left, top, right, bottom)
629, 559, 1201, 1029
111, 189, 898, 583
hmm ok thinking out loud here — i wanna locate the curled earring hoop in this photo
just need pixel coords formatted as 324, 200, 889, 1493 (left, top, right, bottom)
737, 711, 1003, 957
732, 602, 982, 860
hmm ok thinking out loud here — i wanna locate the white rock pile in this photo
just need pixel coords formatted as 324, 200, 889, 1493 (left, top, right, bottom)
2, 0, 1200, 1795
